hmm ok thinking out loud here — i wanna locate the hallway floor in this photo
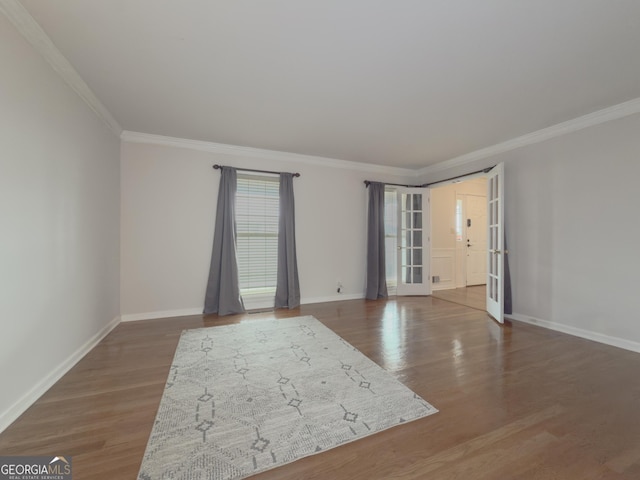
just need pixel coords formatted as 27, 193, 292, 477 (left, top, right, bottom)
431, 285, 486, 310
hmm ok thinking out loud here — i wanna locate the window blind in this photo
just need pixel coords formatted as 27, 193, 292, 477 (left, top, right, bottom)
235, 174, 280, 308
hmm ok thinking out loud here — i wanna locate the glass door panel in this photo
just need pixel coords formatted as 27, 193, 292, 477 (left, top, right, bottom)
396, 188, 430, 296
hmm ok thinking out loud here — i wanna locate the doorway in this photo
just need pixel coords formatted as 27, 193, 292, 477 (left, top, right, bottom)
381, 163, 505, 323
429, 177, 488, 293
429, 176, 492, 312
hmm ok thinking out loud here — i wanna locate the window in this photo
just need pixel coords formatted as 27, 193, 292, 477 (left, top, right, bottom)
235, 174, 279, 309
384, 187, 398, 295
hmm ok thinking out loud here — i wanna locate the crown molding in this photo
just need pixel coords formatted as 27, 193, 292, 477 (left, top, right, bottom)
417, 96, 640, 178
6, 0, 637, 175
123, 94, 640, 179
0, 0, 122, 137
121, 131, 415, 177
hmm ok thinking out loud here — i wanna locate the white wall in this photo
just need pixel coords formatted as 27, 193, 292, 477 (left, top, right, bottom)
120, 140, 412, 319
0, 14, 121, 430
430, 183, 458, 290
422, 113, 640, 350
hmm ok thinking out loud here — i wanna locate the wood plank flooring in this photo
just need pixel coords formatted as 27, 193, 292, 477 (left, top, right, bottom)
431, 285, 487, 310
1, 297, 640, 479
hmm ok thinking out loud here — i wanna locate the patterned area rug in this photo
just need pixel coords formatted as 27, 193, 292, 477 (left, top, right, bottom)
138, 315, 437, 479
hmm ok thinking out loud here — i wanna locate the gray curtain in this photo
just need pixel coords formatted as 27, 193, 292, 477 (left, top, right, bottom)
504, 230, 512, 315
365, 182, 388, 300
275, 173, 301, 308
203, 167, 245, 316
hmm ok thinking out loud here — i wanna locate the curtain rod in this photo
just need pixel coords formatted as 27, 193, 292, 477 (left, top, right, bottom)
363, 180, 423, 188
213, 164, 300, 177
364, 166, 495, 188
421, 166, 495, 187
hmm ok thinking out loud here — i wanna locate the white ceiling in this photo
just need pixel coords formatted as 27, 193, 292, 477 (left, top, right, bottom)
19, 0, 640, 169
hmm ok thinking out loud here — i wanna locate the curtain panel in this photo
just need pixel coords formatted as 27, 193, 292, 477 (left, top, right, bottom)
275, 173, 301, 308
504, 230, 512, 315
365, 182, 388, 300
203, 167, 245, 315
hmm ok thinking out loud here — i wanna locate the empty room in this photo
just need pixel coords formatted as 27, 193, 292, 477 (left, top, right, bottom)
2, 1, 640, 479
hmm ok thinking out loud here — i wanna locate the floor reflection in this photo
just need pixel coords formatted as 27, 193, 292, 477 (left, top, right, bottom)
379, 301, 407, 371
451, 337, 467, 383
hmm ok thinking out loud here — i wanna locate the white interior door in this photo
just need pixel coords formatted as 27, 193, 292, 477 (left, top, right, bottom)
396, 188, 430, 296
486, 163, 504, 323
465, 194, 487, 286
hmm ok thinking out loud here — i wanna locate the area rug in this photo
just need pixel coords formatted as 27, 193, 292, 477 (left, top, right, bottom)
138, 315, 437, 479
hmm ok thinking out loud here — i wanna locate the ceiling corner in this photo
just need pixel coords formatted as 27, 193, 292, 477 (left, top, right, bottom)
0, 0, 122, 136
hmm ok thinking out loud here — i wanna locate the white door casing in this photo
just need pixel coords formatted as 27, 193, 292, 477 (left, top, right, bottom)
396, 188, 430, 296
486, 163, 504, 323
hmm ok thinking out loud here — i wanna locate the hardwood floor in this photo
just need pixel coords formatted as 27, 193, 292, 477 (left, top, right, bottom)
2, 297, 640, 479
431, 285, 487, 310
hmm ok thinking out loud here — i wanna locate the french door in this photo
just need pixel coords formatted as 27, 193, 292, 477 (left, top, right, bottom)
396, 188, 430, 296
486, 163, 504, 323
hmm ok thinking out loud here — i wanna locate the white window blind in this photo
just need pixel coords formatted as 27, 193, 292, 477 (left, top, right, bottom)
235, 174, 279, 309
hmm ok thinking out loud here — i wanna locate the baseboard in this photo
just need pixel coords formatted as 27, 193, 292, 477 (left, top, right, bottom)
301, 293, 364, 305
121, 308, 203, 322
121, 295, 367, 322
0, 315, 121, 434
431, 285, 455, 292
508, 313, 640, 354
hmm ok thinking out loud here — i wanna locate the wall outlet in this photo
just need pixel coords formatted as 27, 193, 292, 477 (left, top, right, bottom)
432, 276, 440, 283
337, 281, 343, 293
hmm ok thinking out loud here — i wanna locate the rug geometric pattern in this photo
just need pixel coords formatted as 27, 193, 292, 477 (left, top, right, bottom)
138, 316, 437, 479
